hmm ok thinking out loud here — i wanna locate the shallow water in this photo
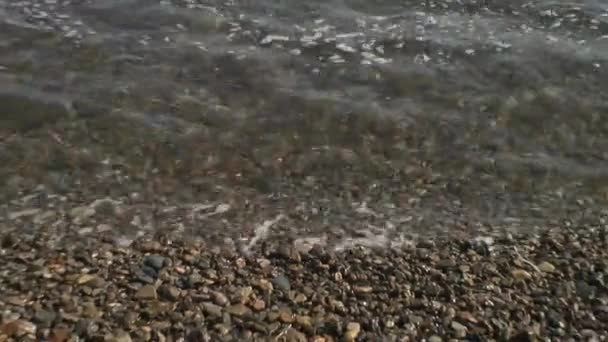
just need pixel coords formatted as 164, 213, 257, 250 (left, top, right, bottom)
1, 0, 608, 238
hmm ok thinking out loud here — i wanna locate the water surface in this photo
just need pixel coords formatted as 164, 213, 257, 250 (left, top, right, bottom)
1, 0, 608, 239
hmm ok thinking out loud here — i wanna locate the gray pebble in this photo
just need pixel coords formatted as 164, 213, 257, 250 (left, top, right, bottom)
33, 309, 56, 326
272, 274, 291, 292
133, 267, 156, 284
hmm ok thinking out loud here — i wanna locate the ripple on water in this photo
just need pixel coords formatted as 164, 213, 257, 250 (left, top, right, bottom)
1, 0, 608, 239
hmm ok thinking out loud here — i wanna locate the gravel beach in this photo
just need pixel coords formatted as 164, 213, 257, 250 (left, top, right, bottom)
2, 0, 608, 340
1, 187, 608, 341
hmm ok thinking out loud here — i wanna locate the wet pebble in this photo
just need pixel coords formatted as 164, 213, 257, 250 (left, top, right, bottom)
159, 285, 181, 301
537, 261, 556, 273
202, 302, 223, 317
212, 291, 229, 306
272, 274, 291, 292
226, 303, 251, 317
135, 285, 157, 300
512, 269, 533, 280
345, 322, 361, 341
143, 255, 168, 270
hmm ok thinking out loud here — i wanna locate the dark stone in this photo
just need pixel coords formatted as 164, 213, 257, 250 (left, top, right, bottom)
185, 328, 205, 342
576, 281, 596, 300
33, 309, 57, 327
143, 255, 167, 271
132, 266, 156, 284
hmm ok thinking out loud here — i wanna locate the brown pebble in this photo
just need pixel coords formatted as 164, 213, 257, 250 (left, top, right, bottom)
226, 304, 251, 317
353, 286, 373, 294
252, 299, 266, 311
50, 327, 71, 342
77, 274, 97, 285
285, 328, 307, 342
295, 315, 313, 329
139, 241, 162, 252
293, 293, 307, 303
279, 307, 294, 323
458, 311, 478, 323
212, 291, 229, 306
255, 279, 274, 292
135, 285, 158, 300
512, 269, 533, 280
82, 302, 99, 319
202, 302, 223, 317
1, 320, 36, 337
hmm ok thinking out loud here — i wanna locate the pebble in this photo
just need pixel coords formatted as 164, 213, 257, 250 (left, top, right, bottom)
139, 241, 162, 252
451, 321, 467, 338
512, 269, 533, 280
135, 285, 157, 300
77, 274, 96, 284
252, 299, 266, 311
78, 227, 94, 235
202, 302, 223, 317
214, 324, 231, 335
296, 315, 313, 329
458, 311, 478, 323
279, 307, 295, 323
108, 330, 132, 342
82, 302, 99, 319
293, 293, 307, 303
5, 296, 26, 306
212, 291, 229, 306
69, 206, 96, 222
437, 259, 456, 268
159, 285, 181, 301
272, 274, 291, 291
537, 261, 556, 273
345, 322, 361, 342
353, 285, 373, 294
77, 274, 105, 288
0, 320, 36, 337
133, 267, 156, 284
576, 281, 596, 299
225, 303, 251, 317
285, 328, 307, 342
97, 223, 113, 233
238, 286, 253, 302
8, 208, 41, 220
253, 279, 273, 292
51, 327, 71, 341
143, 255, 167, 270
267, 310, 280, 322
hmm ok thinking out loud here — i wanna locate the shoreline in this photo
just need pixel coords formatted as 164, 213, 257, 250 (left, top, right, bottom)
1, 193, 607, 341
